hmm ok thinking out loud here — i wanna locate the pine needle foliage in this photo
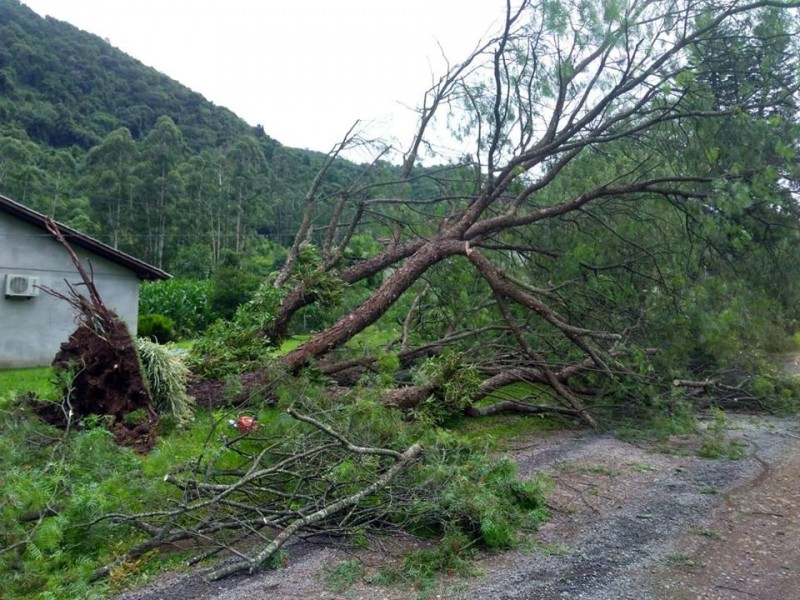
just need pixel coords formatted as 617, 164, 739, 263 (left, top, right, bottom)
190, 283, 284, 378
0, 393, 170, 600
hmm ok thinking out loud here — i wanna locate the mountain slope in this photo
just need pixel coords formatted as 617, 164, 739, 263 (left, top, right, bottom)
0, 0, 386, 272
0, 0, 262, 152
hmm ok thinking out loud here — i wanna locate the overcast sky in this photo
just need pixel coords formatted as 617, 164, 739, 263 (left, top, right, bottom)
22, 1, 507, 155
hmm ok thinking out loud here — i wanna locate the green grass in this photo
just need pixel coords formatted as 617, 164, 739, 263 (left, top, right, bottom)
322, 559, 366, 593
276, 335, 311, 354
347, 324, 400, 349
0, 367, 56, 400
448, 413, 563, 449
445, 382, 566, 449
481, 381, 552, 404
0, 402, 257, 599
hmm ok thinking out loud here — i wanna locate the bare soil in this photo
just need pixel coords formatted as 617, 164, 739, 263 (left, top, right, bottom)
116, 413, 800, 600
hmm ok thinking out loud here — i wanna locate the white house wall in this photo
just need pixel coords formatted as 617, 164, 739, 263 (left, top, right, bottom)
0, 212, 140, 368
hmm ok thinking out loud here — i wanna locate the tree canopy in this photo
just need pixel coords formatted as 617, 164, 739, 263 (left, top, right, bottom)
228, 0, 800, 425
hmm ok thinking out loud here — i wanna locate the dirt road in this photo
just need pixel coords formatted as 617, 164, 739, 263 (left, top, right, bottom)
646, 426, 800, 599
118, 415, 800, 600
451, 416, 800, 599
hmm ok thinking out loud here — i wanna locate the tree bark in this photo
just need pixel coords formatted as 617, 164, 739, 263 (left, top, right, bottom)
279, 240, 467, 372
465, 401, 579, 418
262, 239, 427, 341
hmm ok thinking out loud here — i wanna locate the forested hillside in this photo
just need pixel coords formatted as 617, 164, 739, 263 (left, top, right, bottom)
0, 0, 378, 271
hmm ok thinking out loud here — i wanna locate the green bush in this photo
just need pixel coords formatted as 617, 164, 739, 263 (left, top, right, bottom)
697, 407, 748, 460
209, 266, 261, 321
137, 313, 176, 343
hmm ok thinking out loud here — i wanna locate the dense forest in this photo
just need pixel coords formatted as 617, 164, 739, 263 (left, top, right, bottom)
0, 0, 398, 272
3, 0, 800, 594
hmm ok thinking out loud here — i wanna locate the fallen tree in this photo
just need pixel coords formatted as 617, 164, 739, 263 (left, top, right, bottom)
92, 408, 423, 581
214, 0, 800, 424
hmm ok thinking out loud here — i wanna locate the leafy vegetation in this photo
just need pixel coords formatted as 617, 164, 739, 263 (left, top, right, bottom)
136, 314, 176, 344
0, 382, 551, 598
134, 339, 195, 426
190, 283, 284, 378
0, 393, 169, 599
322, 559, 367, 593
697, 407, 749, 460
138, 279, 214, 337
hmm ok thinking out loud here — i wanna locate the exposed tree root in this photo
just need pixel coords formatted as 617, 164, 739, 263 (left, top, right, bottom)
36, 220, 157, 451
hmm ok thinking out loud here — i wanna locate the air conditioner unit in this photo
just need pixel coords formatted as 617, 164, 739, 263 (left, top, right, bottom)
4, 274, 40, 298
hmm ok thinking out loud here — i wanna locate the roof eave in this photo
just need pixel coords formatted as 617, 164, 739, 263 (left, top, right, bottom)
0, 194, 171, 281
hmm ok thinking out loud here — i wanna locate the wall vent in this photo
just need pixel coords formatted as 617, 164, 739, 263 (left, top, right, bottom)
4, 274, 39, 298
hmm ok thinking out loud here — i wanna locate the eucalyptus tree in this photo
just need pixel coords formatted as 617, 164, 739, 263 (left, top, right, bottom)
179, 150, 225, 266
222, 136, 272, 253
39, 148, 78, 219
0, 135, 43, 205
138, 115, 186, 267
81, 127, 139, 249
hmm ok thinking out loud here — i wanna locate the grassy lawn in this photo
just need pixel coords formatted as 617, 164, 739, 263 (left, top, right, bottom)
0, 366, 56, 400
277, 335, 311, 353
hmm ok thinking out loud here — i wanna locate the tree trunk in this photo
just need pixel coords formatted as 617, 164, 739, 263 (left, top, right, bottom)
263, 239, 426, 342
279, 239, 466, 372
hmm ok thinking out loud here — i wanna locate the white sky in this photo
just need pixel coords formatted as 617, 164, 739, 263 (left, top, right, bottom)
22, 1, 507, 155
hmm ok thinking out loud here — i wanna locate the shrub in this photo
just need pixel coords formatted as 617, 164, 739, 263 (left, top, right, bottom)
697, 407, 747, 460
208, 265, 261, 321
137, 313, 176, 343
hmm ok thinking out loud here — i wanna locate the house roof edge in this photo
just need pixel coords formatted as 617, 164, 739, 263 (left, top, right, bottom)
0, 194, 171, 281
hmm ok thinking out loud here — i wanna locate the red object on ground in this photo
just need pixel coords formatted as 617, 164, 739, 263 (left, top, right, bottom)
235, 415, 259, 434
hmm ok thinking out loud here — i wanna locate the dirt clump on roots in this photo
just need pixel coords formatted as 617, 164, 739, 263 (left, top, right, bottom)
37, 321, 158, 453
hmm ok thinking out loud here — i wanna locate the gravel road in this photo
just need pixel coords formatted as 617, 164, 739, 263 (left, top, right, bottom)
117, 414, 800, 600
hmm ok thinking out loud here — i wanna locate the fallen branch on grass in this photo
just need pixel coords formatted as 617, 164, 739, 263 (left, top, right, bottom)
93, 408, 423, 581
